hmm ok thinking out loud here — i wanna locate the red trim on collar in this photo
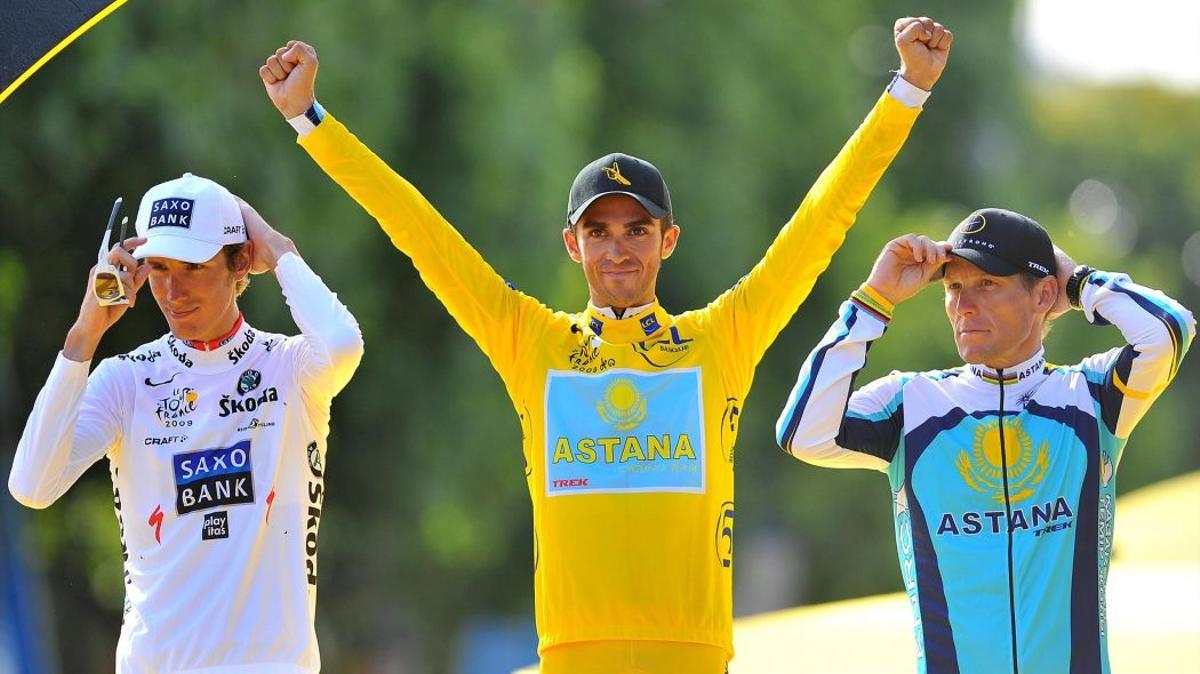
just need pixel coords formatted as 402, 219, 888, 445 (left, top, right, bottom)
180, 314, 244, 352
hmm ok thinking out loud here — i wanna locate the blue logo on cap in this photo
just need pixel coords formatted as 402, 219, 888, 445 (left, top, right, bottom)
148, 198, 195, 229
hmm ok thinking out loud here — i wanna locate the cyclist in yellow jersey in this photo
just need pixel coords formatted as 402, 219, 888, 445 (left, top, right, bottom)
259, 17, 952, 672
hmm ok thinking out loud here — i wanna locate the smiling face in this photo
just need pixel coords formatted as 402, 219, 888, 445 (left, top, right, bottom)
563, 194, 680, 310
146, 247, 249, 341
942, 257, 1057, 368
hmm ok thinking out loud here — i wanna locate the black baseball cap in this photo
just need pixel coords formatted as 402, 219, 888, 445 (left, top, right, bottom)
947, 208, 1057, 278
567, 152, 672, 225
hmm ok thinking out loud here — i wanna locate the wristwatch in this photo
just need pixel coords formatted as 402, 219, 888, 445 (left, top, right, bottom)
1066, 265, 1095, 310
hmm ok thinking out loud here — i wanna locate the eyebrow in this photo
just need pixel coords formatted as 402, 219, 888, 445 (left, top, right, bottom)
580, 218, 654, 230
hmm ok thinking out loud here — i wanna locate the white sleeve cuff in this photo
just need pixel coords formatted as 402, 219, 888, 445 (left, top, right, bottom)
886, 75, 931, 109
286, 100, 326, 137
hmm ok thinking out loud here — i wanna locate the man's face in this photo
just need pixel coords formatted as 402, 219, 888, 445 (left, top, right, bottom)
943, 257, 1056, 368
146, 249, 247, 340
563, 194, 680, 309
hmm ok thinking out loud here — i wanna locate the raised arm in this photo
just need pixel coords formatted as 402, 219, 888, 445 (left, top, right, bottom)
9, 241, 147, 508
1064, 259, 1195, 441
706, 18, 953, 378
239, 199, 363, 402
776, 235, 949, 470
260, 41, 541, 376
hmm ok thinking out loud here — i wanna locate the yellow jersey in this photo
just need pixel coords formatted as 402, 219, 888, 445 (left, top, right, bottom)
297, 91, 920, 657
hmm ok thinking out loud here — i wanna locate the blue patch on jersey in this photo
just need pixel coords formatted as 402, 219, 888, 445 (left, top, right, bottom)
545, 368, 705, 496
173, 440, 254, 514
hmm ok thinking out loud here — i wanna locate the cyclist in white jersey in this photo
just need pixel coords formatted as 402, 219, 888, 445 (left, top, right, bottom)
9, 173, 364, 674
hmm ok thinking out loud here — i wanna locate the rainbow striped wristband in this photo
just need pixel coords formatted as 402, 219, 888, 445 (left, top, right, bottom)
850, 284, 895, 323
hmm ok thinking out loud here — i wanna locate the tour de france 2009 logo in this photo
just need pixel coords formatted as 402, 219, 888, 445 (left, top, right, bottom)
954, 418, 1049, 504
156, 387, 199, 427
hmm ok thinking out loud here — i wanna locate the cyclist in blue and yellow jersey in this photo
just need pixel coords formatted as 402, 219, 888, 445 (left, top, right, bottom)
259, 17, 953, 673
776, 210, 1194, 673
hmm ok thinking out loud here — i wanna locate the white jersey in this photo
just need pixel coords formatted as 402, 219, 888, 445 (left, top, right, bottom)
9, 252, 363, 674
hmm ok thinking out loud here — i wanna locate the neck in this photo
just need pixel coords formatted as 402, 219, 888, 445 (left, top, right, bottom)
178, 311, 244, 351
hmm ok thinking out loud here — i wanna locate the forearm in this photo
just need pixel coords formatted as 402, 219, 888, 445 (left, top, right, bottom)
776, 285, 896, 470
1080, 271, 1195, 436
718, 84, 924, 358
295, 112, 521, 354
9, 356, 104, 508
275, 252, 364, 395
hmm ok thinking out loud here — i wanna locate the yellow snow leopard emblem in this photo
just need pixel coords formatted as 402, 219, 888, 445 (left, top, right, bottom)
596, 377, 646, 430
602, 162, 633, 186
955, 418, 1049, 504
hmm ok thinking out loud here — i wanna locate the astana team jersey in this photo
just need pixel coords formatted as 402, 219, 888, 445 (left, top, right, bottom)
9, 253, 363, 674
777, 274, 1194, 673
296, 88, 921, 656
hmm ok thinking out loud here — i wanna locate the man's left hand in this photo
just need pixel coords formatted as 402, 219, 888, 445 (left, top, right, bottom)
1048, 247, 1077, 320
237, 198, 298, 273
894, 16, 953, 91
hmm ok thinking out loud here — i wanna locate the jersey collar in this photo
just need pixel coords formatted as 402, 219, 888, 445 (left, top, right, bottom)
583, 300, 670, 344
165, 316, 260, 374
967, 348, 1049, 387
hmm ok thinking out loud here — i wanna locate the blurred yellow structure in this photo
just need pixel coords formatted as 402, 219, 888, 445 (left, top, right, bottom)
515, 471, 1200, 673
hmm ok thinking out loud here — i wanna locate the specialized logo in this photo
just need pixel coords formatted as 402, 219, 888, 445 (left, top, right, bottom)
172, 440, 255, 515
305, 441, 324, 586
218, 387, 279, 418
156, 387, 198, 427
596, 378, 647, 430
201, 511, 229, 540
147, 504, 164, 544
148, 198, 194, 229
602, 161, 632, 186
546, 368, 705, 496
954, 418, 1048, 504
236, 369, 262, 395
960, 212, 986, 235
715, 501, 735, 569
634, 326, 694, 368
144, 373, 179, 388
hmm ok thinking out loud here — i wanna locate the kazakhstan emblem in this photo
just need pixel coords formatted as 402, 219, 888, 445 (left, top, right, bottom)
955, 418, 1049, 504
596, 378, 647, 430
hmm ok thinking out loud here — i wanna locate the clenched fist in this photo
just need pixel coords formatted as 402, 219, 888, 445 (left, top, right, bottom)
260, 40, 319, 118
894, 17, 953, 91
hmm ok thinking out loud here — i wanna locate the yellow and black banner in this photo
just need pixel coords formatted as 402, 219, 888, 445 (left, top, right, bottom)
0, 0, 127, 105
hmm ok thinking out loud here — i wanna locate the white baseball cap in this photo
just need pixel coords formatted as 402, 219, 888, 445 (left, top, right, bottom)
131, 173, 246, 263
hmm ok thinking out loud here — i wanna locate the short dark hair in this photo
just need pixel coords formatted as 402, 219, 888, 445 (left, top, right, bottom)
222, 243, 250, 297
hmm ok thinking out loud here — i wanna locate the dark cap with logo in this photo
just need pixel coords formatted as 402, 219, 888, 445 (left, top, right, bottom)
947, 208, 1057, 278
567, 152, 672, 225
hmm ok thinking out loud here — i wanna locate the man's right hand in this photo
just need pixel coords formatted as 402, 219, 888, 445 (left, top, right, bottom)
64, 238, 151, 362
864, 234, 951, 306
260, 40, 319, 119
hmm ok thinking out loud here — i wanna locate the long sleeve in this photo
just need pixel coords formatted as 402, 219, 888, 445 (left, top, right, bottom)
1076, 271, 1195, 441
297, 115, 546, 377
775, 286, 908, 471
274, 252, 365, 403
9, 355, 127, 509
703, 89, 922, 383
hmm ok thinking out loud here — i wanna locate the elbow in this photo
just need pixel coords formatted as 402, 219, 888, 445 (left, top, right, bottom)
8, 477, 54, 510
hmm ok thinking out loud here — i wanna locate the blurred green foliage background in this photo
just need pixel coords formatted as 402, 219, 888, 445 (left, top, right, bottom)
1, 1, 1196, 672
